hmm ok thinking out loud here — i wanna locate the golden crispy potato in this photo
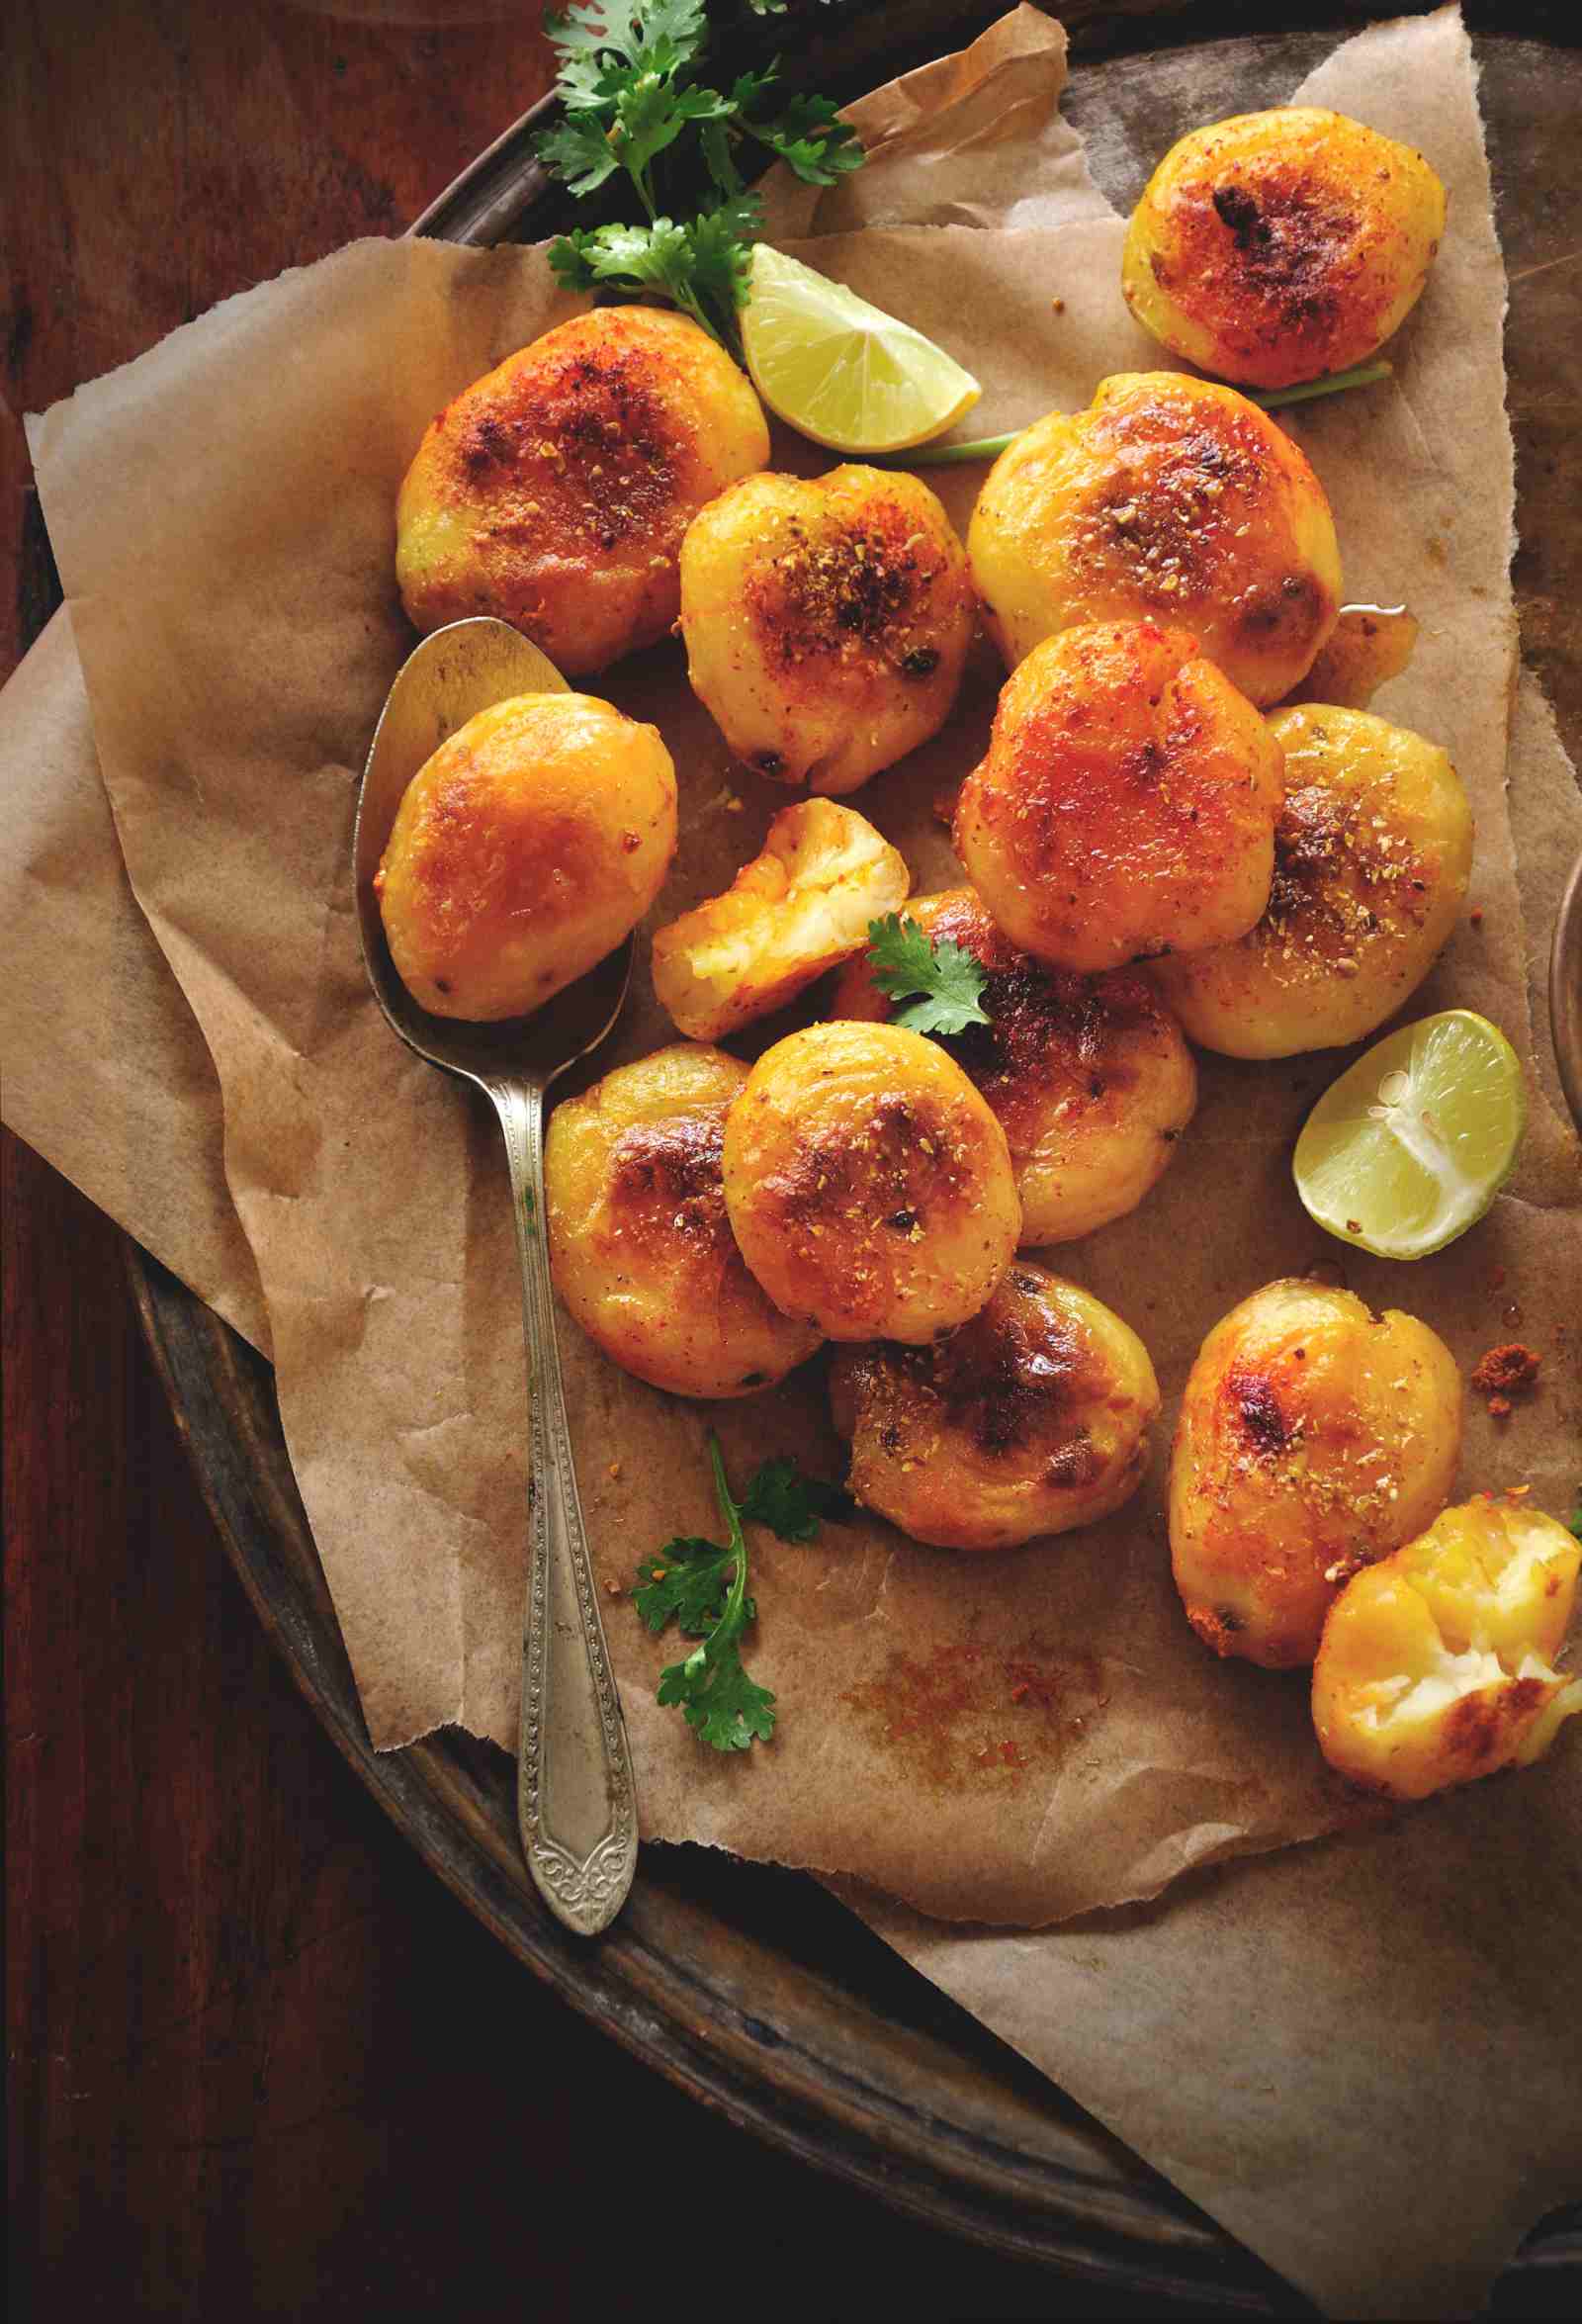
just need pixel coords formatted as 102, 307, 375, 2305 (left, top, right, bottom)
652, 800, 910, 1042
396, 308, 769, 676
678, 466, 975, 794
1278, 603, 1419, 710
1313, 1499, 1582, 1800
828, 889, 1196, 1244
953, 620, 1284, 973
376, 692, 675, 1021
968, 371, 1342, 704
829, 1262, 1160, 1551
1151, 704, 1473, 1057
722, 1020, 1019, 1344
545, 1044, 823, 1399
1122, 108, 1447, 391
1170, 1278, 1463, 1668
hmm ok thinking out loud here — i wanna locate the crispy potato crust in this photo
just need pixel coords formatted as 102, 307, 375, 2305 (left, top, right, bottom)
546, 1043, 823, 1399
828, 889, 1196, 1244
953, 620, 1283, 972
829, 1262, 1160, 1551
1151, 702, 1473, 1056
396, 308, 769, 675
375, 692, 675, 1021
967, 371, 1342, 705
679, 465, 975, 795
721, 1020, 1020, 1345
1169, 1278, 1463, 1669
1122, 108, 1447, 390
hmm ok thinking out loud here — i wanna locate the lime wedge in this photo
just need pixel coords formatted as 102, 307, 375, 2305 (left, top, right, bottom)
741, 244, 981, 455
1292, 1011, 1526, 1261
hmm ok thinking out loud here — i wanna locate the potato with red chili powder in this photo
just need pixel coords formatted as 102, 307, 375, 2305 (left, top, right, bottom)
953, 620, 1284, 973
679, 465, 975, 795
396, 308, 769, 676
967, 371, 1342, 705
828, 889, 1196, 1245
721, 1020, 1019, 1345
1122, 109, 1446, 392
375, 692, 675, 1021
1169, 1278, 1463, 1669
830, 1262, 1160, 1552
545, 1044, 823, 1399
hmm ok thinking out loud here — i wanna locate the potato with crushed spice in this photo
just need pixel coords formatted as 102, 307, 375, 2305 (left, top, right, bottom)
652, 799, 910, 1042
954, 620, 1284, 973
1170, 1278, 1462, 1668
375, 692, 675, 1022
679, 466, 975, 795
1312, 1499, 1582, 1800
1122, 109, 1446, 392
830, 1262, 1160, 1552
828, 889, 1196, 1244
1151, 703, 1472, 1057
545, 1044, 823, 1399
721, 1020, 1019, 1345
968, 371, 1342, 705
396, 308, 769, 676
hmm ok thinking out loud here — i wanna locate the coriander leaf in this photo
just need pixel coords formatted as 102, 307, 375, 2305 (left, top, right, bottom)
561, 215, 692, 286
534, 112, 620, 198
546, 1, 708, 115
684, 193, 763, 319
613, 73, 733, 182
866, 911, 992, 1037
699, 116, 743, 195
747, 91, 864, 187
738, 1455, 853, 1544
547, 230, 603, 293
658, 1637, 777, 1750
633, 1535, 742, 1637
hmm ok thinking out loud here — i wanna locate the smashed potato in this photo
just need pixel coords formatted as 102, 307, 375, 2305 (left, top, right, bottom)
721, 1020, 1019, 1344
830, 1262, 1160, 1551
1170, 1279, 1462, 1668
1122, 108, 1447, 391
545, 1044, 823, 1399
967, 371, 1342, 705
1313, 1499, 1582, 1800
651, 799, 910, 1042
828, 888, 1196, 1244
376, 692, 675, 1021
679, 466, 975, 795
1152, 703, 1473, 1057
953, 620, 1284, 972
396, 308, 769, 676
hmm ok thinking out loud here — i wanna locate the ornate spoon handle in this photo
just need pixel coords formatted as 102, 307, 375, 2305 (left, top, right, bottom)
488, 1075, 638, 1936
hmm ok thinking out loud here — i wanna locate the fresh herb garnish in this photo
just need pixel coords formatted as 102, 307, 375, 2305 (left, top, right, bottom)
866, 911, 992, 1038
538, 3, 863, 351
634, 1433, 850, 1749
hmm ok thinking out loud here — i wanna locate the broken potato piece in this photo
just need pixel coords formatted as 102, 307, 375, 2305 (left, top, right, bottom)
679, 465, 975, 795
545, 1043, 823, 1400
828, 888, 1196, 1245
830, 1262, 1160, 1552
1169, 1278, 1462, 1668
1313, 1500, 1582, 1800
722, 1020, 1020, 1345
651, 799, 910, 1042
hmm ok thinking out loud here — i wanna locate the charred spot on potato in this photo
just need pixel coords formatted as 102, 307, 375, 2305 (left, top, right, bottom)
1228, 1366, 1291, 1455
607, 1113, 734, 1261
901, 646, 940, 676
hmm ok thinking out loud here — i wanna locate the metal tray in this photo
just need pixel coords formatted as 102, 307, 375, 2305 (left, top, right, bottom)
128, 4, 1582, 2306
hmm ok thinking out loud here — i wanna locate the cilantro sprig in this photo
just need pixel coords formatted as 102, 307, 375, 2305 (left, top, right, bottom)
538, 3, 863, 350
634, 1434, 850, 1749
866, 911, 992, 1038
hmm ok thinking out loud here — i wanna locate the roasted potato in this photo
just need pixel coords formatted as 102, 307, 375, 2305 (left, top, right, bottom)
1170, 1278, 1462, 1668
652, 799, 910, 1042
1122, 108, 1447, 391
1313, 1499, 1582, 1800
1151, 703, 1473, 1056
376, 692, 675, 1021
396, 308, 769, 676
1279, 603, 1419, 710
545, 1044, 823, 1399
828, 889, 1196, 1244
679, 466, 975, 795
721, 1020, 1019, 1344
829, 1262, 1160, 1551
953, 620, 1284, 973
967, 371, 1342, 705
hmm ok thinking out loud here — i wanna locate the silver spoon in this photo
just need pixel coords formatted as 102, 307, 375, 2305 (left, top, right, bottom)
354, 616, 638, 1937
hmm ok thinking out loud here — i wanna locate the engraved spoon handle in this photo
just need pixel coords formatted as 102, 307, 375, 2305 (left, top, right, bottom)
487, 1075, 638, 1936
